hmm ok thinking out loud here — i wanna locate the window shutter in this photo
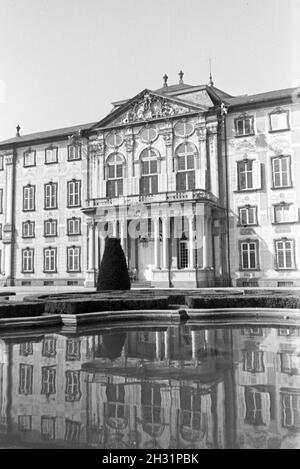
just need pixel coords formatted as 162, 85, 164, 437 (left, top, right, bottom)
252, 160, 261, 189
231, 162, 238, 191
291, 204, 299, 223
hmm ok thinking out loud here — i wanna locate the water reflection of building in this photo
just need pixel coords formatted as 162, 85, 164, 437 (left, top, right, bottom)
0, 325, 299, 449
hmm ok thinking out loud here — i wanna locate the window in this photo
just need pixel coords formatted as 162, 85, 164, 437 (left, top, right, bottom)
67, 217, 81, 236
0, 188, 3, 213
278, 328, 300, 337
243, 351, 265, 373
41, 366, 56, 395
19, 364, 33, 395
23, 185, 35, 211
280, 353, 300, 375
275, 239, 295, 269
179, 238, 189, 269
235, 116, 254, 137
176, 143, 197, 191
44, 247, 57, 273
271, 156, 291, 188
19, 342, 33, 357
242, 327, 263, 336
45, 147, 58, 164
67, 246, 81, 272
42, 337, 57, 358
65, 419, 81, 443
239, 206, 258, 226
269, 110, 289, 132
23, 150, 36, 167
0, 155, 3, 170
140, 148, 158, 195
68, 144, 81, 161
18, 415, 32, 432
22, 248, 34, 273
281, 392, 300, 429
238, 160, 254, 190
22, 221, 35, 238
244, 387, 266, 426
44, 182, 58, 209
66, 339, 81, 361
41, 417, 56, 441
44, 219, 57, 237
65, 371, 81, 402
67, 180, 81, 207
106, 154, 123, 197
240, 241, 259, 270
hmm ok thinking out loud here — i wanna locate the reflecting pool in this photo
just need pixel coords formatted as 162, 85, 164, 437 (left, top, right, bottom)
0, 323, 300, 449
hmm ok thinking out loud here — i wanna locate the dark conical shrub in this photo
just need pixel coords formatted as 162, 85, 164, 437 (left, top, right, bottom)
96, 237, 131, 291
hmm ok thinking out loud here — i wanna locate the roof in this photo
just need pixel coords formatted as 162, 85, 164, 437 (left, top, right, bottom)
227, 87, 299, 107
0, 121, 95, 147
154, 82, 195, 94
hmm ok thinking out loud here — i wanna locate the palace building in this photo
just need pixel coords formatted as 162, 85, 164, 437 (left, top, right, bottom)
0, 72, 300, 288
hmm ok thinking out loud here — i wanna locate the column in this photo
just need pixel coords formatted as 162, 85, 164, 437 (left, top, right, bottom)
155, 332, 162, 361
207, 122, 219, 198
202, 207, 208, 268
87, 222, 95, 271
112, 220, 117, 237
188, 215, 195, 269
196, 125, 207, 189
191, 331, 197, 362
120, 219, 126, 251
95, 223, 99, 272
164, 329, 170, 361
3, 154, 14, 283
153, 217, 160, 269
162, 217, 169, 269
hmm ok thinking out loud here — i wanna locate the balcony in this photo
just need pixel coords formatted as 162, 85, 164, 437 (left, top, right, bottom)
82, 190, 218, 213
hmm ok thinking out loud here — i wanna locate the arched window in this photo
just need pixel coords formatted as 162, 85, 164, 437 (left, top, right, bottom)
176, 142, 198, 191
140, 148, 158, 195
106, 153, 124, 197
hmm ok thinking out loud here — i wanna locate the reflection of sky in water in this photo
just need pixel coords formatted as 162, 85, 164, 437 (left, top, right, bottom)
0, 324, 299, 449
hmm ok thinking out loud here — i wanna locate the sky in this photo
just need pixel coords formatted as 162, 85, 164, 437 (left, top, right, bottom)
0, 0, 300, 141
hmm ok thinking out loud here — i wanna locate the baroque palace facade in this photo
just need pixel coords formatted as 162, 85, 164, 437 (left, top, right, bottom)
0, 73, 300, 287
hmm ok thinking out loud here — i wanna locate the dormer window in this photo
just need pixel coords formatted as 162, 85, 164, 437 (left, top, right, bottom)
269, 109, 289, 132
235, 116, 254, 137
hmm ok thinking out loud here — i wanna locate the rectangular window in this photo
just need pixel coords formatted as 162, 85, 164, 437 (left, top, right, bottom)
179, 240, 189, 269
41, 417, 56, 441
244, 388, 266, 426
44, 183, 58, 209
0, 188, 3, 213
19, 342, 33, 357
281, 392, 300, 429
107, 179, 123, 198
67, 218, 81, 236
272, 156, 291, 188
66, 339, 81, 361
238, 161, 253, 190
239, 206, 257, 225
274, 204, 292, 223
19, 364, 33, 395
176, 171, 195, 192
23, 185, 35, 211
275, 239, 295, 269
22, 248, 34, 273
243, 351, 265, 373
42, 337, 57, 358
23, 150, 36, 167
41, 366, 56, 395
280, 353, 300, 375
65, 419, 81, 443
65, 371, 81, 402
240, 241, 258, 270
242, 327, 263, 336
67, 246, 81, 272
68, 145, 81, 161
18, 415, 32, 432
270, 110, 289, 132
22, 221, 35, 238
67, 180, 81, 207
235, 116, 254, 137
44, 219, 57, 237
44, 247, 57, 272
45, 147, 58, 164
140, 175, 158, 195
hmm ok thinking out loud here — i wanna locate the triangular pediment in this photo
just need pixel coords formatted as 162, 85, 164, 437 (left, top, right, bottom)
92, 89, 208, 130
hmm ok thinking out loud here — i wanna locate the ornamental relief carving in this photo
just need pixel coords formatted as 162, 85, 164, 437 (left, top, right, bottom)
115, 92, 192, 125
269, 138, 290, 154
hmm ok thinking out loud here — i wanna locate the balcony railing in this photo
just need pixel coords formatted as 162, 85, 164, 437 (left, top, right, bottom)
83, 190, 218, 210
